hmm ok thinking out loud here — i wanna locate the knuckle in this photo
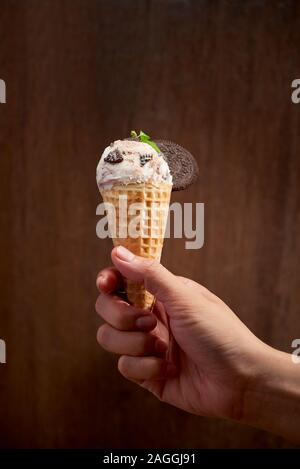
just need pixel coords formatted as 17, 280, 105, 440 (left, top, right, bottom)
118, 356, 129, 376
97, 324, 111, 347
177, 276, 192, 286
95, 293, 109, 316
95, 296, 102, 314
143, 260, 162, 295
143, 258, 160, 276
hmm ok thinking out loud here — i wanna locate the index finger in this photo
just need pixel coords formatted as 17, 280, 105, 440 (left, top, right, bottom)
96, 266, 124, 294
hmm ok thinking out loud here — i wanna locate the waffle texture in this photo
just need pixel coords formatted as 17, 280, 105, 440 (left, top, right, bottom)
100, 182, 172, 309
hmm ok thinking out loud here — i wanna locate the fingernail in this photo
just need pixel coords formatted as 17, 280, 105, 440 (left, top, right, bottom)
116, 246, 135, 262
135, 315, 156, 330
155, 339, 168, 355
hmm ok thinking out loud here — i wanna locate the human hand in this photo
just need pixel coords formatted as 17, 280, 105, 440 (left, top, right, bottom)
95, 246, 268, 421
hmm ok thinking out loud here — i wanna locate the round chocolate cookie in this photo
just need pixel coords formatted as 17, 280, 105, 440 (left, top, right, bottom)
154, 139, 199, 191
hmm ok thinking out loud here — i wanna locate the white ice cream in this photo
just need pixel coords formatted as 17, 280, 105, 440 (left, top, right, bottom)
96, 139, 172, 189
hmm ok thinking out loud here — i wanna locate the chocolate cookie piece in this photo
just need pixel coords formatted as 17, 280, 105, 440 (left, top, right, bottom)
104, 149, 123, 164
139, 154, 153, 167
154, 139, 199, 191
126, 136, 199, 190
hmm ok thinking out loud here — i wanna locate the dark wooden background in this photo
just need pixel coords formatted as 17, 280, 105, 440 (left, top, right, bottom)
1, 0, 300, 448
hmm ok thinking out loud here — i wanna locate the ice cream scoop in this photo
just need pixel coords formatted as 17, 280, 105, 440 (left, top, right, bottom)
96, 139, 172, 190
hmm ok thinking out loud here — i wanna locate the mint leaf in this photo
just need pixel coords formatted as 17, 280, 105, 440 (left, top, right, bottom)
146, 140, 161, 153
130, 130, 138, 139
139, 131, 150, 141
130, 129, 160, 153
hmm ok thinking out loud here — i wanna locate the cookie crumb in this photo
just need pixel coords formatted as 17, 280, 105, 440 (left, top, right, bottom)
104, 149, 124, 164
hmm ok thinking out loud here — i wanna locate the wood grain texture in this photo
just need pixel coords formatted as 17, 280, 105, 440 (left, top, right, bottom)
1, 0, 300, 448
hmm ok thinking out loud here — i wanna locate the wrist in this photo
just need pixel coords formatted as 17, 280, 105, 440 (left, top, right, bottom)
240, 343, 300, 441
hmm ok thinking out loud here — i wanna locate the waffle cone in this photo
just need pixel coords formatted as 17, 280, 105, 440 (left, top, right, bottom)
100, 182, 172, 310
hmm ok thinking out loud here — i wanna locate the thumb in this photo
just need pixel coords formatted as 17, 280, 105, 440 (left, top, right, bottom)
111, 246, 183, 304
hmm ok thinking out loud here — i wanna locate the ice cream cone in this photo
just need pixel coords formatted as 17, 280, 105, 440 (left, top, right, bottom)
100, 182, 172, 310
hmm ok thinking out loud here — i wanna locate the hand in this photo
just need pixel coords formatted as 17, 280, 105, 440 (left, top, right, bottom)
95, 246, 267, 421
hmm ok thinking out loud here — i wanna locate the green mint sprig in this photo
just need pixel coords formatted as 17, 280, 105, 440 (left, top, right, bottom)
130, 130, 160, 154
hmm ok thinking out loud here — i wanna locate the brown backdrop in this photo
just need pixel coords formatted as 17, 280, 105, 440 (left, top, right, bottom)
1, 0, 300, 448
